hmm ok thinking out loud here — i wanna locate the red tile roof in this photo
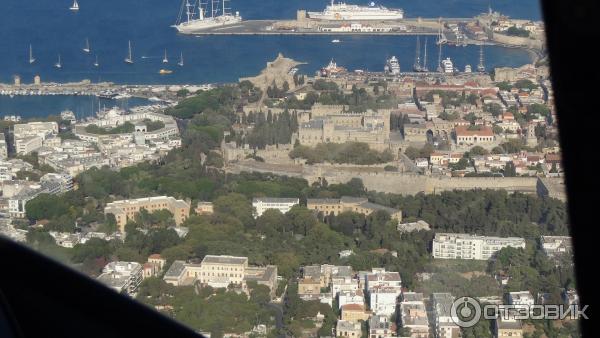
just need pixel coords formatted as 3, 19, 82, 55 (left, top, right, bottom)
342, 304, 365, 311
455, 125, 494, 137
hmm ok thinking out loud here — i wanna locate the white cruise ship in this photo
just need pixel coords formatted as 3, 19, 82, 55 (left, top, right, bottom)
385, 56, 400, 75
173, 0, 242, 33
308, 0, 404, 21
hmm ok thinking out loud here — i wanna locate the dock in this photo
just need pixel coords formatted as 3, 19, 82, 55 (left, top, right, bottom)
177, 17, 469, 36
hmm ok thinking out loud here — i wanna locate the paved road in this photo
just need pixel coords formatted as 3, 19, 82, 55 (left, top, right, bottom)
266, 302, 286, 338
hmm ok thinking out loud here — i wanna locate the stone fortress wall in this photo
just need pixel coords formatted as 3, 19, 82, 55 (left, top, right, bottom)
227, 159, 563, 200
307, 168, 539, 195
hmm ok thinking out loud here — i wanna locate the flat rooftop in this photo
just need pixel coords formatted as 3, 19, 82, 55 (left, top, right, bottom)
201, 255, 248, 265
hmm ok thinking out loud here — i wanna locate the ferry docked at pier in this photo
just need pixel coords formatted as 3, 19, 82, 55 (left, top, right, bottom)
308, 0, 404, 21
173, 0, 242, 33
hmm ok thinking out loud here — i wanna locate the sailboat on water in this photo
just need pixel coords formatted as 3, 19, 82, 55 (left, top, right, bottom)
124, 40, 134, 64
29, 44, 36, 64
83, 38, 91, 53
54, 54, 62, 69
177, 52, 184, 67
162, 50, 169, 63
422, 37, 429, 72
70, 0, 79, 11
94, 55, 99, 67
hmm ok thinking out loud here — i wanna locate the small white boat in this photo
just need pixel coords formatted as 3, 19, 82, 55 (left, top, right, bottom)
124, 40, 134, 64
331, 39, 341, 43
114, 93, 132, 100
162, 49, 169, 64
83, 38, 90, 53
28, 44, 35, 64
54, 54, 62, 69
93, 55, 99, 67
70, 0, 79, 11
177, 52, 184, 67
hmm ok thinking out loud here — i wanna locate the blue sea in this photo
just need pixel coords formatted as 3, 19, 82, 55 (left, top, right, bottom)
0, 0, 542, 117
0, 95, 150, 120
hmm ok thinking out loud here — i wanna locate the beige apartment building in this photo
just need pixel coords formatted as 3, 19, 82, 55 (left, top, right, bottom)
341, 304, 371, 323
104, 196, 191, 232
197, 255, 248, 288
307, 196, 402, 221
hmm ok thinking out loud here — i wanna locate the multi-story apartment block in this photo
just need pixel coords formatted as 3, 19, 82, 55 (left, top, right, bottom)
400, 293, 429, 338
337, 320, 363, 338
244, 265, 278, 298
104, 196, 191, 232
97, 261, 143, 296
432, 293, 461, 338
365, 269, 402, 316
0, 133, 7, 159
40, 173, 74, 193
13, 121, 58, 139
252, 197, 299, 218
339, 289, 365, 309
7, 176, 72, 218
13, 121, 58, 155
369, 286, 400, 316
368, 315, 396, 338
307, 196, 402, 222
365, 268, 402, 290
432, 233, 526, 260
341, 304, 370, 323
15, 136, 43, 155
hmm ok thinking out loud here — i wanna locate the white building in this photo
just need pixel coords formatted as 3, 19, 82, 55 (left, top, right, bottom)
252, 197, 299, 218
97, 261, 143, 296
432, 233, 526, 260
165, 255, 250, 288
49, 231, 81, 248
369, 286, 400, 316
15, 136, 43, 155
508, 291, 535, 312
540, 236, 572, 259
0, 133, 7, 159
432, 293, 461, 338
40, 173, 74, 193
338, 289, 365, 309
8, 185, 42, 218
365, 268, 402, 290
13, 121, 58, 155
13, 121, 58, 139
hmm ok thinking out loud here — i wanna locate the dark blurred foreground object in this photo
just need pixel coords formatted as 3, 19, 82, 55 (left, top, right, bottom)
541, 0, 596, 335
0, 237, 203, 338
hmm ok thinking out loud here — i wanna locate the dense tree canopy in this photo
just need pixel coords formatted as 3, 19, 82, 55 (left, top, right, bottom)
290, 142, 394, 165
